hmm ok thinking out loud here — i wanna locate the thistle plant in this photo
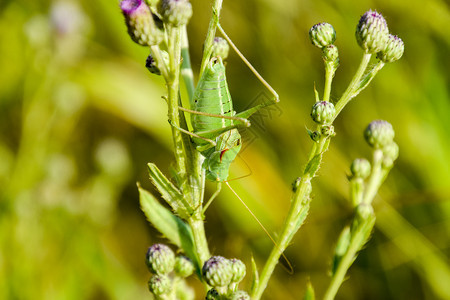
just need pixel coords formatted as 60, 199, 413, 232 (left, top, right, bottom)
119, 1, 403, 298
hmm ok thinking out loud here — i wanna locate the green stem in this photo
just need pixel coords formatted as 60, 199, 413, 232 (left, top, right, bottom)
323, 63, 335, 102
251, 136, 330, 299
333, 53, 372, 120
199, 0, 223, 77
188, 216, 210, 272
362, 149, 383, 205
152, 45, 169, 79
168, 25, 210, 274
166, 26, 187, 182
180, 25, 195, 102
323, 216, 376, 300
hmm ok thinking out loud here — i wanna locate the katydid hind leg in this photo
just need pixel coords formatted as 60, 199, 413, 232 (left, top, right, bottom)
179, 106, 250, 127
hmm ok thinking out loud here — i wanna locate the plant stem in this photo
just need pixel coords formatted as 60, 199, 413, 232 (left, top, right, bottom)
181, 25, 195, 102
323, 216, 375, 300
166, 26, 187, 182
251, 136, 330, 299
253, 53, 374, 298
333, 53, 372, 120
188, 216, 210, 268
323, 64, 335, 102
167, 25, 210, 270
363, 149, 384, 205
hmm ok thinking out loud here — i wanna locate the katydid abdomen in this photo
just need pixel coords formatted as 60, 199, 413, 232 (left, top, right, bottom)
190, 57, 242, 182
191, 58, 234, 138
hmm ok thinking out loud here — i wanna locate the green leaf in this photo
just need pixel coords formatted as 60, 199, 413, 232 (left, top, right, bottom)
303, 279, 316, 300
138, 184, 196, 262
148, 163, 193, 218
249, 255, 260, 296
313, 83, 320, 102
331, 226, 351, 276
304, 154, 321, 176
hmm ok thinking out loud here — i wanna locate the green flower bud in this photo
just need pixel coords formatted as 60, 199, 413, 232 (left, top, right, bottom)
309, 22, 336, 48
121, 0, 163, 46
311, 101, 335, 124
382, 141, 399, 168
202, 256, 233, 288
308, 130, 321, 142
230, 258, 246, 283
148, 274, 171, 296
364, 120, 395, 148
320, 125, 335, 137
211, 37, 230, 59
159, 0, 193, 27
350, 158, 371, 179
229, 290, 250, 300
377, 34, 404, 63
356, 10, 389, 53
322, 44, 339, 65
174, 255, 195, 278
146, 244, 175, 275
205, 288, 221, 300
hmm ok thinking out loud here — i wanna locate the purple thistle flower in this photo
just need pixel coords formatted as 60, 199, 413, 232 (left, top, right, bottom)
120, 0, 162, 46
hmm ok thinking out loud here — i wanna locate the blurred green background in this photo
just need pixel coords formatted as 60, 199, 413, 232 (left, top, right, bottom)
1, 0, 449, 299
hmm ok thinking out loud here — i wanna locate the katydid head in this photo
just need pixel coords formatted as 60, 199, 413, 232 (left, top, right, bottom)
207, 56, 225, 73
203, 129, 242, 182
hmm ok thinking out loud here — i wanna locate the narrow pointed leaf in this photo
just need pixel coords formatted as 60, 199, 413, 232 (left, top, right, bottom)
303, 280, 316, 300
148, 163, 193, 217
250, 255, 260, 295
138, 184, 196, 262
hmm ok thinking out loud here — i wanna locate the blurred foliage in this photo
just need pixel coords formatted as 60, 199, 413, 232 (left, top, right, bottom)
0, 0, 449, 299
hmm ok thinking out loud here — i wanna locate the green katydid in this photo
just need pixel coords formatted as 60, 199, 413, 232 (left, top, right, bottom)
172, 25, 293, 272
175, 25, 279, 185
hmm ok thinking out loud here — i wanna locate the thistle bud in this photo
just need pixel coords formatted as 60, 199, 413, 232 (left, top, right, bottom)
229, 290, 251, 300
320, 125, 336, 137
120, 0, 163, 46
148, 274, 171, 296
322, 44, 339, 64
350, 158, 371, 179
230, 258, 246, 283
364, 120, 395, 148
356, 10, 389, 53
174, 255, 195, 278
308, 130, 321, 142
205, 288, 221, 300
382, 141, 399, 168
309, 23, 336, 48
159, 0, 193, 27
202, 256, 233, 288
377, 34, 404, 63
311, 101, 335, 124
146, 244, 175, 275
211, 37, 230, 59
